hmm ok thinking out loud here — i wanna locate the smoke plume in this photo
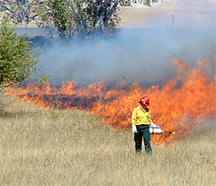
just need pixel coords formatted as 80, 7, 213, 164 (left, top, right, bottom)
34, 0, 216, 86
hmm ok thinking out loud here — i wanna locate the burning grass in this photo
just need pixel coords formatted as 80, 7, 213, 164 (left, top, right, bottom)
5, 59, 216, 144
0, 96, 216, 186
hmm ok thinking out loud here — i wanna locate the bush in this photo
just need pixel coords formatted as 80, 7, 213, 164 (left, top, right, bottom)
0, 18, 38, 87
0, 18, 40, 110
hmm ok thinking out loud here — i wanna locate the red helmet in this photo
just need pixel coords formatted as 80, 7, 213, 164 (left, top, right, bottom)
139, 96, 150, 106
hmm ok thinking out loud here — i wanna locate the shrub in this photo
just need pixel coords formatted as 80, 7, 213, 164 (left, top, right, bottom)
0, 18, 38, 87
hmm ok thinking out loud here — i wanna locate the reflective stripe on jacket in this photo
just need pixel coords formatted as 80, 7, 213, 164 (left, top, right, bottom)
131, 106, 152, 127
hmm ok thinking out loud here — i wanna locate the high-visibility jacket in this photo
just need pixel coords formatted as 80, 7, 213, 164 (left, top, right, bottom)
131, 106, 152, 127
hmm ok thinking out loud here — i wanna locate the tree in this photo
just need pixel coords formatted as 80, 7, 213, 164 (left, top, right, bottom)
37, 0, 159, 38
37, 0, 100, 38
92, 0, 158, 33
0, 0, 43, 27
0, 18, 38, 86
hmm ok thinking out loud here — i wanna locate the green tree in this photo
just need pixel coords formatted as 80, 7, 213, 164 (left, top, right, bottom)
0, 18, 38, 86
37, 0, 159, 38
0, 0, 43, 27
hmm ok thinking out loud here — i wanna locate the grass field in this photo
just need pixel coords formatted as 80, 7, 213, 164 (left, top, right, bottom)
0, 96, 216, 186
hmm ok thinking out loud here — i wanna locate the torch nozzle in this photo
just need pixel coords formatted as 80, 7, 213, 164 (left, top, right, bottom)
163, 131, 176, 135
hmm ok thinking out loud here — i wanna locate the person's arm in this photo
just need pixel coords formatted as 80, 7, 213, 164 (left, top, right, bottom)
131, 109, 137, 128
147, 110, 153, 124
148, 111, 160, 128
131, 109, 137, 133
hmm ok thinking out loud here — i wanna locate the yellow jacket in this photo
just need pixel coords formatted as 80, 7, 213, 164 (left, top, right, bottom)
131, 106, 152, 127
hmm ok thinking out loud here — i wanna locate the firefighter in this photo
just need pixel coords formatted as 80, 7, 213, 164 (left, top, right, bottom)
131, 96, 158, 153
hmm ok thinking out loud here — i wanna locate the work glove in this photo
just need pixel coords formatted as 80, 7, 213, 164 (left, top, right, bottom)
132, 126, 137, 133
151, 123, 160, 128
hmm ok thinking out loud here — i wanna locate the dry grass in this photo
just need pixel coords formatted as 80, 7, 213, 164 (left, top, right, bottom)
0, 96, 216, 186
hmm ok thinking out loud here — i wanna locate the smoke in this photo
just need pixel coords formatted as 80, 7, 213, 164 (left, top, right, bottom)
34, 0, 216, 86
35, 28, 215, 86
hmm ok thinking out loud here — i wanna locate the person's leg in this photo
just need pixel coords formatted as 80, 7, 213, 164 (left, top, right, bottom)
143, 125, 152, 153
134, 125, 142, 152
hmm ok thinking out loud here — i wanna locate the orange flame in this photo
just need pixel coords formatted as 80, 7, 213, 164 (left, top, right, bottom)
6, 59, 216, 144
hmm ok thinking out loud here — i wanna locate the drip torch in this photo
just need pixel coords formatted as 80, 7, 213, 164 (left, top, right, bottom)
149, 127, 175, 135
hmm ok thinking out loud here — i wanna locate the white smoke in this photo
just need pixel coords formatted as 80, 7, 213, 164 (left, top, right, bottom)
35, 0, 216, 86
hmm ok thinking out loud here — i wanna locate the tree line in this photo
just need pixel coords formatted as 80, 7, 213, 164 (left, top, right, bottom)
0, 0, 159, 38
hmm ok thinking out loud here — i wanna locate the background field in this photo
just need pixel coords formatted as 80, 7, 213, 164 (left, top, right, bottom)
0, 96, 216, 186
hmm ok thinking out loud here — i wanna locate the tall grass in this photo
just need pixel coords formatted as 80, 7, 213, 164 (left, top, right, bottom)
0, 96, 216, 186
